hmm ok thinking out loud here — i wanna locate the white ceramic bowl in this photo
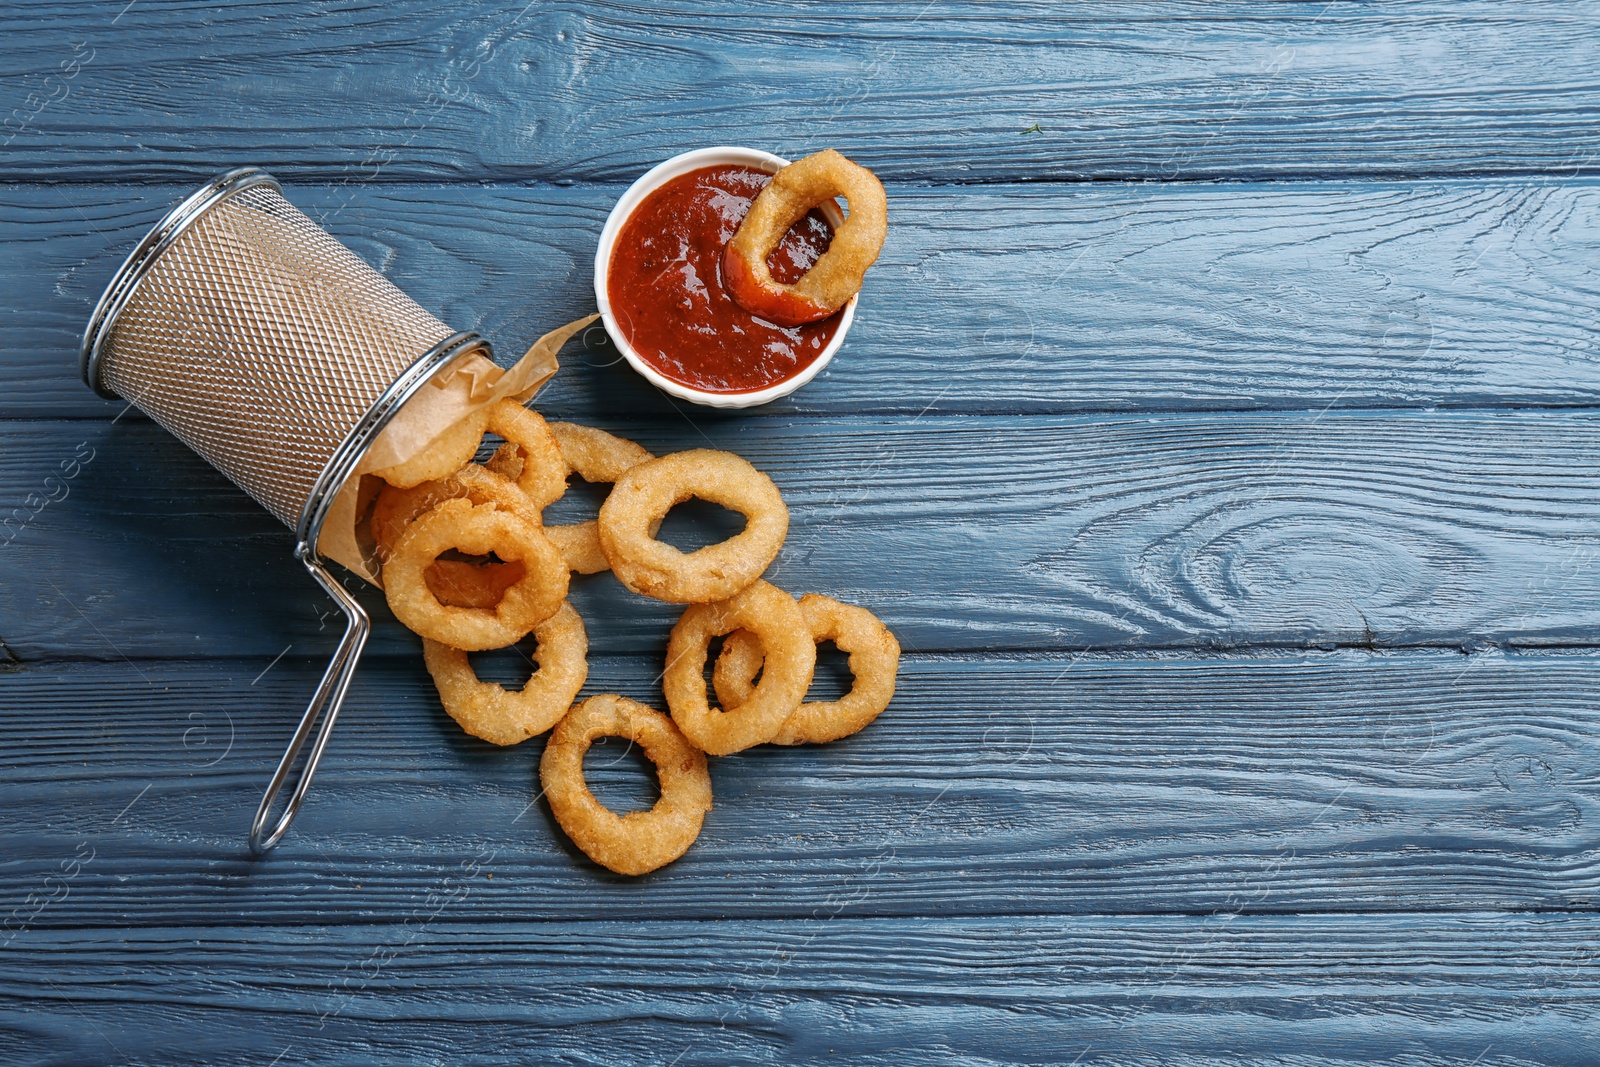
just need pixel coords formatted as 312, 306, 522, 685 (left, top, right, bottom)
593, 145, 858, 409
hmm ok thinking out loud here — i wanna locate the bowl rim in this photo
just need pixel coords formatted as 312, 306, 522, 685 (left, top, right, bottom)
592, 145, 857, 410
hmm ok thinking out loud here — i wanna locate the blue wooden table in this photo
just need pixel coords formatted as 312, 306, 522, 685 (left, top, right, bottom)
4, 3, 1600, 1063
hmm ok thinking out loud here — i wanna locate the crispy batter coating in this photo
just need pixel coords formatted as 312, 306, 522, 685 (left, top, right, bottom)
714, 594, 899, 745
384, 498, 568, 650
598, 449, 788, 603
722, 149, 887, 326
540, 694, 713, 875
663, 581, 815, 755
423, 601, 588, 745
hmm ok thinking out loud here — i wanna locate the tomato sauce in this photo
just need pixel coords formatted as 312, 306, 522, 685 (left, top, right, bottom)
606, 164, 842, 394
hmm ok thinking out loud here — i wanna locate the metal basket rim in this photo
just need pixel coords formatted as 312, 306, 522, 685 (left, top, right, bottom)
79, 165, 281, 400
295, 330, 492, 556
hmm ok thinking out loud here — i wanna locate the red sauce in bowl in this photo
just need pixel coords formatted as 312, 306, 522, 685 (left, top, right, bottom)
606, 164, 843, 394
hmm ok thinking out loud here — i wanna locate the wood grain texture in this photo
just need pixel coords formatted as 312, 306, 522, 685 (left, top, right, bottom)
10, 178, 1600, 418
1, 651, 1597, 926
4, 411, 1600, 660
3, 914, 1598, 1066
4, 1, 1600, 184
7, 3, 1600, 1059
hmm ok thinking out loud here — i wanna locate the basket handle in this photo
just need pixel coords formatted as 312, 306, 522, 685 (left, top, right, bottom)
249, 555, 370, 853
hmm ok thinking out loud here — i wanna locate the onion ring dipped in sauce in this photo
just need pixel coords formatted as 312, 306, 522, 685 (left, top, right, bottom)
606, 163, 848, 395
722, 149, 887, 327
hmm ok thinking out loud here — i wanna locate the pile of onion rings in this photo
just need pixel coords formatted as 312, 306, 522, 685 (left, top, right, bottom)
368, 397, 897, 876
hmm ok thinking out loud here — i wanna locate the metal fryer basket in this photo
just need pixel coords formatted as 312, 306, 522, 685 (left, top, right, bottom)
80, 167, 492, 851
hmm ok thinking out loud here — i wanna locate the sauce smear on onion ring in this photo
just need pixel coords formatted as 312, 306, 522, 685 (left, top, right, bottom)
606, 164, 844, 394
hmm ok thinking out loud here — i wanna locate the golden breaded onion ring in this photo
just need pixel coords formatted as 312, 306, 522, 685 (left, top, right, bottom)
422, 601, 588, 745
714, 594, 900, 745
597, 449, 788, 603
721, 148, 887, 326
551, 421, 655, 483
663, 581, 815, 755
371, 408, 491, 489
384, 498, 568, 650
484, 399, 567, 510
540, 694, 713, 876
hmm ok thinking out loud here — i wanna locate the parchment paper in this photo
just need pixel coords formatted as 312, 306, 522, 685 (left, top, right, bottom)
317, 314, 598, 584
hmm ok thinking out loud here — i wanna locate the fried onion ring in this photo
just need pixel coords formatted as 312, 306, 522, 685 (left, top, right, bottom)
371, 480, 440, 562
549, 423, 655, 575
713, 594, 900, 745
662, 581, 815, 755
551, 421, 655, 483
376, 471, 532, 609
422, 601, 588, 745
371, 409, 491, 489
722, 148, 887, 327
598, 449, 788, 603
484, 399, 567, 510
384, 498, 568, 650
540, 694, 713, 875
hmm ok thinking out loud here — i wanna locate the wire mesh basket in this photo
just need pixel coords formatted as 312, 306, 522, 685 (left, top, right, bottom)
80, 167, 492, 852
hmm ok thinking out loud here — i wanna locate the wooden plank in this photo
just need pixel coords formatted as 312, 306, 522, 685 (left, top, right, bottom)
11, 178, 1600, 419
4, 411, 1600, 660
2, 914, 1597, 1065
1, 651, 1596, 927
5, 2, 1600, 184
